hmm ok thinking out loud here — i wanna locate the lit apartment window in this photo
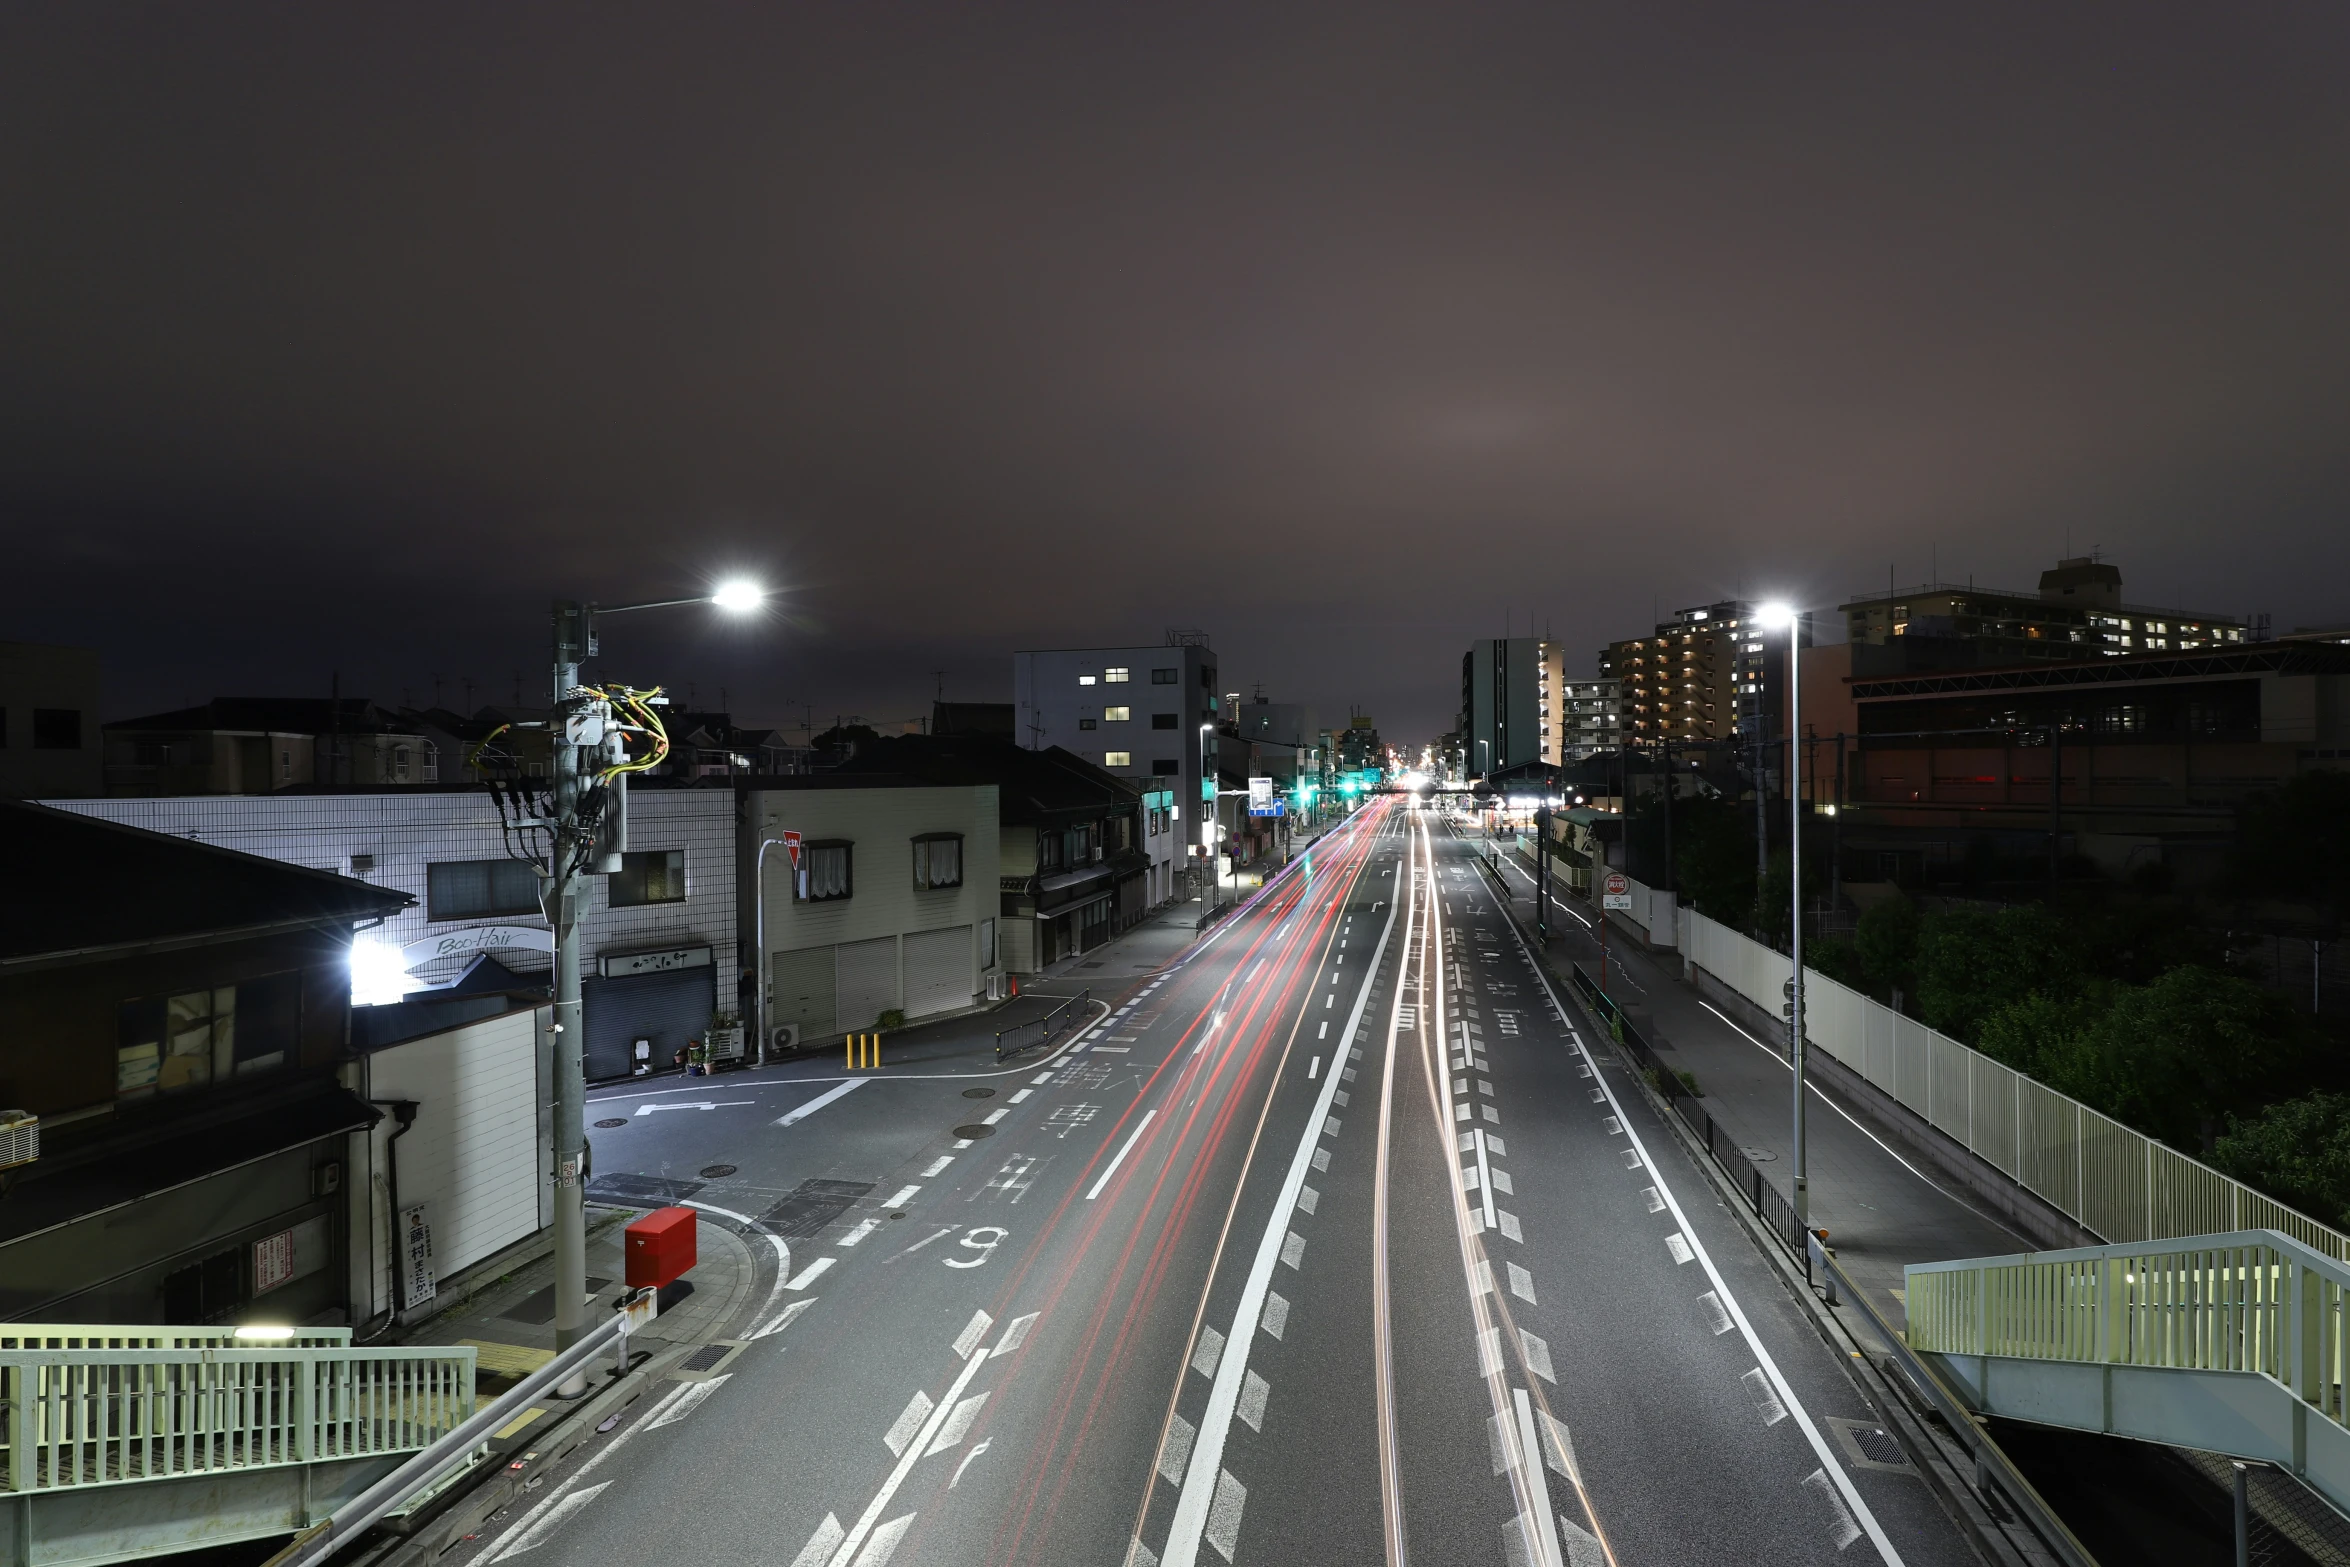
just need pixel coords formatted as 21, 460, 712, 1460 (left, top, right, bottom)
1104, 706, 1131, 722
912, 832, 963, 890
1105, 751, 1133, 767
1105, 667, 1131, 683
1078, 674, 1097, 686
797, 840, 853, 901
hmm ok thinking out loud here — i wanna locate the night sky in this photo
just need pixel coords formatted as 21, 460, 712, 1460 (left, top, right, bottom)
5, 4, 2346, 741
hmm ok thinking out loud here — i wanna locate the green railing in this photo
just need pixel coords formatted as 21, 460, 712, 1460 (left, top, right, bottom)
1909, 1228, 2350, 1431
2, 1335, 475, 1494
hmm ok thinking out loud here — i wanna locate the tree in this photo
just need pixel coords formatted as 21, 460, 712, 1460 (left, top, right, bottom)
1976, 987, 2098, 1081
2214, 1093, 2350, 1230
1854, 894, 1921, 1004
1673, 795, 1754, 929
1914, 905, 2078, 1044
1753, 850, 1791, 948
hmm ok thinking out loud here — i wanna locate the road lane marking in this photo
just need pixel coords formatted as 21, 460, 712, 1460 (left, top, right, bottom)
635, 1100, 754, 1115
883, 1185, 921, 1207
989, 1311, 1038, 1358
949, 1440, 990, 1488
1085, 1109, 1158, 1200
489, 1481, 611, 1558
825, 1323, 995, 1567
786, 1257, 836, 1290
838, 1218, 882, 1247
1492, 859, 1907, 1566
1008, 1088, 1033, 1103
483, 1382, 696, 1561
921, 1156, 954, 1176
751, 1298, 818, 1339
1160, 811, 1403, 1567
651, 1374, 732, 1429
983, 1108, 1009, 1123
1307, 1055, 1320, 1078
777, 1079, 867, 1127
883, 1391, 936, 1455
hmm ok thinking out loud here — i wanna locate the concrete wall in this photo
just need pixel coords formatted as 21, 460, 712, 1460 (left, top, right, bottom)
0, 640, 101, 798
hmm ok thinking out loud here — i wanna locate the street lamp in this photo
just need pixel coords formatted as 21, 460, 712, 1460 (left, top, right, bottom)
1755, 600, 1806, 1236
546, 580, 764, 1394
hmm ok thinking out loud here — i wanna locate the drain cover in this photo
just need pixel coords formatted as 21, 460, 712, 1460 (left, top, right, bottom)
594, 1118, 629, 1128
962, 1087, 996, 1098
699, 1164, 737, 1179
952, 1124, 997, 1140
678, 1344, 730, 1373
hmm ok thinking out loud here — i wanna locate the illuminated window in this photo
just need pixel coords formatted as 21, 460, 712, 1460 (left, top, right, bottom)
1104, 751, 1133, 767
1078, 674, 1097, 686
1104, 706, 1131, 722
1104, 666, 1131, 683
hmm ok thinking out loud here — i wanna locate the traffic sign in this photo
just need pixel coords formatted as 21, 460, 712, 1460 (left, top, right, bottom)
1602, 872, 1633, 911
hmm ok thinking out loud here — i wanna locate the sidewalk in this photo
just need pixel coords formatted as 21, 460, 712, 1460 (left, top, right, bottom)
1469, 823, 2024, 1314
391, 1197, 759, 1453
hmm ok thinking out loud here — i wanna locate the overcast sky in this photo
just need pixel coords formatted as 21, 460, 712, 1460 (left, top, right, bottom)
4, 3, 2346, 739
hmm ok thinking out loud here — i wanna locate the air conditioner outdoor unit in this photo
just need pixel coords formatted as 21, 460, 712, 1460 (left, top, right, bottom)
771, 1023, 800, 1053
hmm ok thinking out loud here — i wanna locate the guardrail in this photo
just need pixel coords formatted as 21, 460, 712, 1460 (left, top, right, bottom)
1682, 908, 2348, 1260
1567, 961, 1807, 1254
994, 989, 1093, 1062
2, 1338, 474, 1494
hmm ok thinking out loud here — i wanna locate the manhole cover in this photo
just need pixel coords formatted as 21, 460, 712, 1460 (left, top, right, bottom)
679, 1343, 731, 1373
699, 1164, 737, 1179
962, 1087, 996, 1098
1852, 1426, 1907, 1466
952, 1124, 997, 1140
594, 1118, 629, 1128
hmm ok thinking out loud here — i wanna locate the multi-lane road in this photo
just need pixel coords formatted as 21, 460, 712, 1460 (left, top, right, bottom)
458, 798, 1978, 1567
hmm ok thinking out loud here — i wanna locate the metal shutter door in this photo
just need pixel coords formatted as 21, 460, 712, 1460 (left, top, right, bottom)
834, 935, 899, 1031
771, 945, 837, 1040
583, 966, 715, 1080
903, 925, 972, 1019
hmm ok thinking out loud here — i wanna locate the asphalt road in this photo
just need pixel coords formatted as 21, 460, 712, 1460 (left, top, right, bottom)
450, 799, 1978, 1567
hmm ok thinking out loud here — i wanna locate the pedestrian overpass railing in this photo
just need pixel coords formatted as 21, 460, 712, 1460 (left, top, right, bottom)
1, 1329, 474, 1567
1907, 1230, 2350, 1516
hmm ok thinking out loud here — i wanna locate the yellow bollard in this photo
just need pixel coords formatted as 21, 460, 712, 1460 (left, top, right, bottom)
845, 1036, 853, 1069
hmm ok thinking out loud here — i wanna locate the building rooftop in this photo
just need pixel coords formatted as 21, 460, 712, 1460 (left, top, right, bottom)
0, 798, 411, 967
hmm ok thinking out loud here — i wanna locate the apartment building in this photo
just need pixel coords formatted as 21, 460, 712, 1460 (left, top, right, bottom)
105, 699, 435, 796
1014, 634, 1216, 865
1601, 602, 1799, 750
1552, 675, 1622, 762
1460, 637, 1544, 779
1840, 556, 2247, 677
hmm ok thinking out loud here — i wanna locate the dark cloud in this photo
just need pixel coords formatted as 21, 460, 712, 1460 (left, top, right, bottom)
4, 3, 2346, 736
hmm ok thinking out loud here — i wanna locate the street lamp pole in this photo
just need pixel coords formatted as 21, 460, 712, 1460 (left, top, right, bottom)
546, 581, 763, 1394
753, 836, 793, 1068
1760, 602, 1808, 1235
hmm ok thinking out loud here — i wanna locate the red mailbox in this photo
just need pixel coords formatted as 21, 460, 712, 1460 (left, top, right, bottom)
624, 1205, 698, 1290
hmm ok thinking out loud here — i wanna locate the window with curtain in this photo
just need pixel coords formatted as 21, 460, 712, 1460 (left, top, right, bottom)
427, 857, 543, 920
799, 840, 853, 901
609, 849, 686, 906
912, 833, 964, 889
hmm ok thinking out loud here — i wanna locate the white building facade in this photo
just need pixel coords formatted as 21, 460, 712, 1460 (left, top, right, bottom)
1013, 638, 1215, 906
741, 779, 1002, 1054
51, 787, 738, 1082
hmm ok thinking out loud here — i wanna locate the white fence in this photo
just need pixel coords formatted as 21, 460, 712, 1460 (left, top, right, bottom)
1, 1334, 473, 1492
1681, 910, 2350, 1260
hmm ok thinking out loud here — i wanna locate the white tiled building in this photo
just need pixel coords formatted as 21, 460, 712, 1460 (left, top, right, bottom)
50, 787, 737, 1082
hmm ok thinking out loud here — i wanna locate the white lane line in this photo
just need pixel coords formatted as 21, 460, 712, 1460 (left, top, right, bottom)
921, 1155, 955, 1177
1308, 1056, 1320, 1079
785, 1256, 836, 1290
883, 1185, 921, 1208
751, 1297, 819, 1340
1692, 999, 2029, 1241
777, 1079, 867, 1127
483, 1381, 697, 1560
882, 1391, 935, 1456
952, 1310, 995, 1358
1085, 1110, 1159, 1200
650, 1374, 732, 1428
1473, 1129, 1496, 1225
1161, 814, 1403, 1567
489, 1481, 611, 1558
1008, 1088, 1033, 1103
1032, 1072, 1056, 1085
826, 1330, 995, 1567
949, 1440, 991, 1487
681, 1199, 794, 1336
839, 1218, 882, 1247
983, 1108, 1009, 1124
1496, 879, 1908, 1566
1514, 1389, 1569, 1567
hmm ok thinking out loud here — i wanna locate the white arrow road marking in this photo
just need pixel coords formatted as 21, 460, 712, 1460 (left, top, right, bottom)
483, 1381, 696, 1561
634, 1101, 754, 1115
489, 1481, 610, 1557
825, 1327, 996, 1567
777, 1079, 867, 1127
649, 1374, 730, 1428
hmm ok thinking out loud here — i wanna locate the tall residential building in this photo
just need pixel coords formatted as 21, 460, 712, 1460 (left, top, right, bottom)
1839, 556, 2246, 677
1600, 601, 1801, 750
1460, 637, 1545, 779
1013, 633, 1218, 855
1553, 679, 1623, 761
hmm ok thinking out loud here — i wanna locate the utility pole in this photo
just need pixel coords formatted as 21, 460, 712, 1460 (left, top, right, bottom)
543, 581, 764, 1394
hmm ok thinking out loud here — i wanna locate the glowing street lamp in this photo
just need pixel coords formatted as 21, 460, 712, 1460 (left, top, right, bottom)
1754, 601, 1808, 1234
